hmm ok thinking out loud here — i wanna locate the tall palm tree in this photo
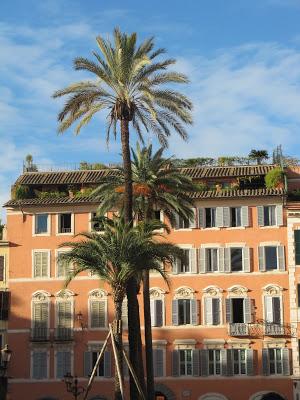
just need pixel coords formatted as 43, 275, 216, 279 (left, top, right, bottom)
59, 217, 182, 400
53, 28, 192, 397
93, 144, 199, 399
248, 149, 269, 165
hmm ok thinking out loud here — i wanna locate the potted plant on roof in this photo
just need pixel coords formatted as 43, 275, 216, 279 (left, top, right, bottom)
265, 167, 285, 189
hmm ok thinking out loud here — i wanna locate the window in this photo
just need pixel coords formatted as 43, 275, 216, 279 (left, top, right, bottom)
150, 299, 163, 327
257, 205, 283, 227
90, 299, 106, 328
58, 213, 72, 234
153, 348, 164, 377
295, 230, 300, 265
32, 351, 48, 379
230, 248, 243, 272
226, 297, 253, 324
154, 210, 162, 222
233, 349, 246, 375
208, 349, 221, 375
178, 299, 191, 325
204, 297, 221, 325
35, 214, 49, 235
56, 251, 71, 277
0, 256, 4, 281
90, 212, 102, 232
179, 349, 193, 376
264, 296, 281, 324
179, 249, 190, 273
263, 348, 290, 375
173, 249, 197, 274
230, 207, 242, 227
56, 350, 71, 379
205, 208, 216, 228
263, 206, 276, 226
56, 299, 73, 340
33, 251, 49, 278
259, 245, 285, 271
206, 248, 218, 272
172, 298, 198, 326
265, 247, 278, 270
231, 298, 244, 323
0, 291, 9, 320
297, 284, 300, 307
177, 215, 190, 229
84, 349, 111, 378
31, 292, 49, 340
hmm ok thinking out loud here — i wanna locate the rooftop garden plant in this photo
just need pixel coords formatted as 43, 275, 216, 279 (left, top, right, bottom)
265, 167, 284, 189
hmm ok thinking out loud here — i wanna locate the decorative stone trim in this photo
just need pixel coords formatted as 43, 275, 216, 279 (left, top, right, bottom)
227, 285, 248, 296
174, 286, 195, 299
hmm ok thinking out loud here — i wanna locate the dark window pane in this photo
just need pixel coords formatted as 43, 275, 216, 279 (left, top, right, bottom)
265, 247, 277, 270
36, 214, 48, 234
231, 248, 243, 271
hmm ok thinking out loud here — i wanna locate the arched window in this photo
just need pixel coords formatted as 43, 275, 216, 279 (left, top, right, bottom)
55, 290, 74, 340
88, 289, 107, 329
202, 286, 223, 325
150, 288, 165, 327
226, 285, 253, 335
172, 286, 198, 326
31, 291, 51, 340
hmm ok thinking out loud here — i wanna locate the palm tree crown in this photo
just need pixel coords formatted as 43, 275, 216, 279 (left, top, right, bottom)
53, 28, 192, 147
93, 143, 199, 223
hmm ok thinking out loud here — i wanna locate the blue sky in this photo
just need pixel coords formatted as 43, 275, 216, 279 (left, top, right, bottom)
1, 0, 300, 216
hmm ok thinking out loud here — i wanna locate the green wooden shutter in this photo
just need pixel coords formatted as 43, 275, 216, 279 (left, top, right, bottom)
84, 351, 92, 377
278, 246, 285, 271
204, 297, 213, 325
153, 348, 164, 377
172, 350, 179, 376
172, 300, 179, 325
57, 351, 71, 379
246, 349, 255, 376
57, 301, 72, 328
241, 206, 249, 227
198, 248, 206, 273
258, 247, 266, 271
295, 230, 300, 265
190, 249, 197, 273
198, 208, 205, 228
262, 349, 270, 375
200, 349, 208, 376
243, 247, 251, 272
91, 300, 105, 328
192, 349, 200, 376
282, 348, 291, 376
32, 352, 47, 379
191, 299, 198, 325
257, 206, 264, 226
0, 256, 4, 281
223, 207, 230, 227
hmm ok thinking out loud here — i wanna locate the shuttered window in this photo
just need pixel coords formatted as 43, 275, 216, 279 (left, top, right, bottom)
172, 299, 198, 325
263, 348, 290, 376
153, 348, 164, 377
258, 246, 285, 271
204, 297, 221, 325
33, 251, 49, 278
32, 351, 48, 379
295, 230, 300, 265
258, 205, 283, 227
84, 350, 111, 378
57, 301, 72, 328
57, 251, 71, 277
173, 249, 197, 274
208, 349, 221, 375
56, 351, 71, 378
0, 256, 5, 281
35, 214, 49, 235
150, 299, 163, 327
264, 296, 282, 324
0, 291, 10, 320
33, 302, 48, 329
90, 300, 106, 328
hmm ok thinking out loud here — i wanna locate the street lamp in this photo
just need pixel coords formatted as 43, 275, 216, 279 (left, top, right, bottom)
63, 373, 85, 399
0, 345, 13, 400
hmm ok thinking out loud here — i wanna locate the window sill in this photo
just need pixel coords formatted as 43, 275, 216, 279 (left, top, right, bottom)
225, 227, 246, 230
56, 232, 74, 236
201, 227, 221, 231
32, 233, 51, 237
259, 226, 280, 229
174, 228, 192, 232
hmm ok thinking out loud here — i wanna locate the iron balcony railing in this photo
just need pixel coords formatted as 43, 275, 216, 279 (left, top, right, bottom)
229, 323, 249, 336
264, 323, 285, 336
54, 327, 74, 341
30, 327, 50, 341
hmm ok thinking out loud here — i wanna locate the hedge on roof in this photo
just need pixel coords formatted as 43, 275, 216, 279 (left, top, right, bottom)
265, 167, 284, 189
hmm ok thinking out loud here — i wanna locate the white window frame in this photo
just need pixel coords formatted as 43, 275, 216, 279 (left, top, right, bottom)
267, 348, 285, 375
263, 246, 279, 271
88, 289, 108, 330
32, 213, 51, 236
30, 349, 50, 380
178, 348, 193, 376
32, 250, 51, 279
54, 347, 74, 379
232, 348, 247, 375
56, 212, 74, 236
87, 342, 107, 378
202, 295, 223, 326
208, 348, 222, 375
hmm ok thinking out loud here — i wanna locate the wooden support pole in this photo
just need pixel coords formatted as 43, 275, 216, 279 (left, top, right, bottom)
83, 330, 111, 400
109, 323, 124, 399
122, 349, 146, 400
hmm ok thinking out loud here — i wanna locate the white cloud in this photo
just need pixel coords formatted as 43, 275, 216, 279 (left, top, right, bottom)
169, 42, 300, 158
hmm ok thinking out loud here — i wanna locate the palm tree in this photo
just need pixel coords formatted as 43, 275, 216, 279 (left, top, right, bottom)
53, 28, 192, 397
93, 144, 199, 399
59, 217, 182, 400
248, 149, 269, 165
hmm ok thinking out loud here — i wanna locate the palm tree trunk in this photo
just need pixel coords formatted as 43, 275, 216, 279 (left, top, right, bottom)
114, 300, 124, 400
120, 119, 146, 399
143, 270, 154, 400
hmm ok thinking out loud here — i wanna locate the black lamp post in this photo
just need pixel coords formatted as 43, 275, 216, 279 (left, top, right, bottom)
0, 345, 13, 400
63, 372, 85, 400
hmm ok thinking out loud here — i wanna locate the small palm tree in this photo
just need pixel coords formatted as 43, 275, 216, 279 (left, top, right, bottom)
53, 29, 192, 397
248, 149, 269, 165
59, 217, 182, 400
92, 144, 199, 399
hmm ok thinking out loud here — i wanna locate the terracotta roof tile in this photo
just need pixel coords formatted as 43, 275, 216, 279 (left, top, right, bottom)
4, 188, 285, 208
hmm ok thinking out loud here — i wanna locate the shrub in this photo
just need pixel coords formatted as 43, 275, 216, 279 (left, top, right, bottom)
265, 167, 284, 189
74, 187, 95, 197
14, 185, 32, 199
37, 191, 67, 199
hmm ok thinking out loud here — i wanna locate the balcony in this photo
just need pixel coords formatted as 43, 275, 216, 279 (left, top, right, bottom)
264, 323, 285, 336
54, 327, 74, 342
229, 323, 249, 336
30, 327, 49, 342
